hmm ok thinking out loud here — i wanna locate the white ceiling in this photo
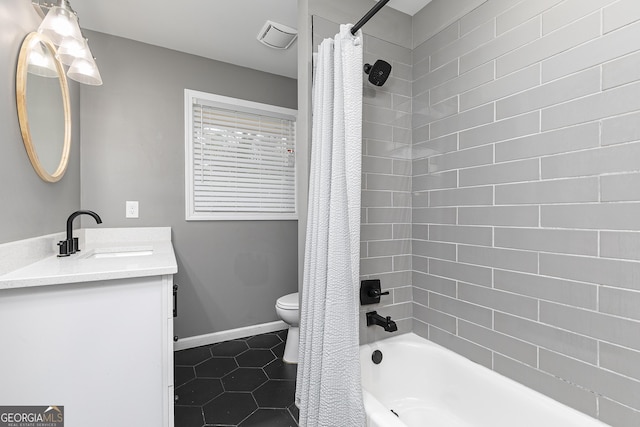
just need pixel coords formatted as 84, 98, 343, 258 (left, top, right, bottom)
382, 0, 432, 16
70, 0, 431, 79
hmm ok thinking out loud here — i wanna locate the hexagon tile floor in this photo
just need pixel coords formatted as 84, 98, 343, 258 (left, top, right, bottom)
174, 329, 299, 427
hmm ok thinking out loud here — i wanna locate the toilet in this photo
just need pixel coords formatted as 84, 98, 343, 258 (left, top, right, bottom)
275, 292, 299, 364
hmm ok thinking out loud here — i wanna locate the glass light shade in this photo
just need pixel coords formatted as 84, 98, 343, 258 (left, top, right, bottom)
37, 3, 83, 46
26, 40, 59, 78
67, 56, 103, 86
32, 4, 46, 20
58, 37, 92, 66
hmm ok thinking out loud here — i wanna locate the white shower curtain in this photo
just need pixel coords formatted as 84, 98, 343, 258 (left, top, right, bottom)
295, 25, 365, 427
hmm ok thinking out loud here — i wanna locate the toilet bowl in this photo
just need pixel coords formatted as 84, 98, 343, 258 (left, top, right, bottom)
275, 292, 299, 364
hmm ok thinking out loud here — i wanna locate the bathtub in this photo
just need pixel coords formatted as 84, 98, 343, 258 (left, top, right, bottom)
360, 333, 608, 427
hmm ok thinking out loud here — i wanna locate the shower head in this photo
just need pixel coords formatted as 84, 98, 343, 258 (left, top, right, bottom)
364, 59, 392, 86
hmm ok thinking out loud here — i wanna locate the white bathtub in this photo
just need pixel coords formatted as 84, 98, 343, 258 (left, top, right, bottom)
360, 333, 608, 427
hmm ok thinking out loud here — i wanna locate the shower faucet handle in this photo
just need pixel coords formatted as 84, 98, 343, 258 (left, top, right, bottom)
360, 279, 389, 305
368, 289, 390, 298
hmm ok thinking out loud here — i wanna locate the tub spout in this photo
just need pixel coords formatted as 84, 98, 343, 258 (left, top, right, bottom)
366, 311, 398, 332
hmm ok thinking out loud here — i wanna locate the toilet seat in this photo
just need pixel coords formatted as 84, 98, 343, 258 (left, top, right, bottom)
276, 292, 299, 310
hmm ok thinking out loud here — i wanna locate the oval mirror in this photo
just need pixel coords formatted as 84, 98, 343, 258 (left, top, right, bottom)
16, 32, 71, 183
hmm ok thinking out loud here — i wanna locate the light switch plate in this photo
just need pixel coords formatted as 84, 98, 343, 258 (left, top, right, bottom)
126, 201, 139, 218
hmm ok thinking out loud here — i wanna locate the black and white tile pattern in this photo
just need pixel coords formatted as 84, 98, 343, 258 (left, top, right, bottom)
174, 330, 299, 427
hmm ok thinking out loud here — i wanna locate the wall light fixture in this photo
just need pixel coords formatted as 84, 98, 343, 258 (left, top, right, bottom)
34, 0, 102, 85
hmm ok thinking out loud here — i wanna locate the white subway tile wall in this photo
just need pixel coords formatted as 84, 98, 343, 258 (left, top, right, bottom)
413, 0, 640, 425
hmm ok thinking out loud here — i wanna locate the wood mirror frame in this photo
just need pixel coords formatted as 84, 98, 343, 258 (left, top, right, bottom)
16, 32, 71, 183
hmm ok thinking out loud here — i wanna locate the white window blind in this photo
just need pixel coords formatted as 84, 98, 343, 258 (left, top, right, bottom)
185, 90, 297, 221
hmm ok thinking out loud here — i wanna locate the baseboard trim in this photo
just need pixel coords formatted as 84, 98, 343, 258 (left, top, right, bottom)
173, 320, 288, 351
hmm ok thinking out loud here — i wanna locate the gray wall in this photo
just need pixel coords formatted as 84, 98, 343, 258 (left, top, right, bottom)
79, 31, 298, 339
412, 0, 487, 47
412, 0, 640, 425
0, 1, 81, 244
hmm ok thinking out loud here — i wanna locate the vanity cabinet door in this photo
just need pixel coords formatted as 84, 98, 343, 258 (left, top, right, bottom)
162, 275, 175, 427
0, 275, 174, 427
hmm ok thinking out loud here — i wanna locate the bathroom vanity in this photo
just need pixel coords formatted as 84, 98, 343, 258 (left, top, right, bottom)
0, 227, 177, 427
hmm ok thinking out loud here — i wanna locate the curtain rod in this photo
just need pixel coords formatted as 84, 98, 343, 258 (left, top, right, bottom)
350, 0, 391, 35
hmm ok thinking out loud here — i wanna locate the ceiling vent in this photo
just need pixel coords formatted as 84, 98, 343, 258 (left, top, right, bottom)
257, 20, 298, 50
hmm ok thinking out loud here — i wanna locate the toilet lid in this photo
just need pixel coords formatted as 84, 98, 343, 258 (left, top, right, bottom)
277, 292, 299, 309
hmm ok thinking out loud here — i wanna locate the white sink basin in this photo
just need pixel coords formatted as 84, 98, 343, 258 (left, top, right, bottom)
84, 247, 154, 259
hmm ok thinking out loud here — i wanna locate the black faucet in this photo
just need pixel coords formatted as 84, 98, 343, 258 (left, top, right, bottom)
366, 311, 398, 332
58, 210, 103, 257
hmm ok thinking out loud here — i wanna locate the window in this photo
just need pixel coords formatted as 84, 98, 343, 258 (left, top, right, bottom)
185, 89, 297, 221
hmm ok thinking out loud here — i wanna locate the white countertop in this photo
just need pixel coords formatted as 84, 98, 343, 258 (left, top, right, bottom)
0, 227, 177, 290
